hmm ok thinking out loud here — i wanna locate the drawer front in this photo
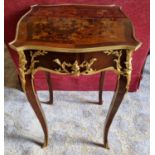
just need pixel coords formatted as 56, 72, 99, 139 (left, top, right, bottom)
24, 50, 120, 75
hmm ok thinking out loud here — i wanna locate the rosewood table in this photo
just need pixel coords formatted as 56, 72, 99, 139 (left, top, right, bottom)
9, 4, 141, 149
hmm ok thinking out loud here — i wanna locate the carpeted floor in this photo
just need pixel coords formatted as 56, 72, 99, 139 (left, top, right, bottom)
4, 50, 150, 155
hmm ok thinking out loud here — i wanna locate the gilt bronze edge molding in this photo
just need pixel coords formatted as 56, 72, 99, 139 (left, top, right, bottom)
9, 42, 139, 53
31, 66, 117, 78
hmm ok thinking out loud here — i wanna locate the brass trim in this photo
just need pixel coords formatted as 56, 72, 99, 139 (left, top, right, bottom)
18, 50, 27, 92
32, 66, 118, 77
9, 44, 141, 53
103, 142, 110, 149
122, 50, 132, 89
53, 58, 97, 76
26, 50, 48, 74
104, 49, 132, 90
104, 49, 122, 73
32, 4, 120, 7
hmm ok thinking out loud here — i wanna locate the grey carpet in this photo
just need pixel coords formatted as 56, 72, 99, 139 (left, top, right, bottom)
4, 56, 150, 155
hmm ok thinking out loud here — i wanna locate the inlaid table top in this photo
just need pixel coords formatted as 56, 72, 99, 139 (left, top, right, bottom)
10, 4, 140, 52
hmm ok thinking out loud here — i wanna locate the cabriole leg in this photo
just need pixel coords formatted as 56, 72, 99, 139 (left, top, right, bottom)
39, 72, 53, 104
103, 50, 132, 149
25, 74, 48, 148
99, 72, 105, 105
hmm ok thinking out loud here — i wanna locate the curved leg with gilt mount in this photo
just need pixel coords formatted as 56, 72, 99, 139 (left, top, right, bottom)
25, 74, 48, 148
103, 74, 129, 149
103, 50, 132, 149
99, 72, 105, 105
